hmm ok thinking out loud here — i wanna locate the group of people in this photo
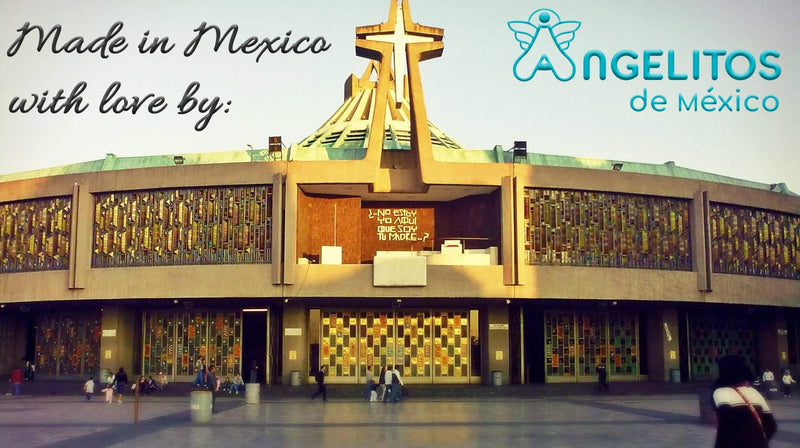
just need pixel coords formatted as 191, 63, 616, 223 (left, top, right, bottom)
372, 364, 406, 402
80, 368, 170, 403
96, 366, 128, 403
220, 373, 246, 394
757, 368, 796, 398
5, 360, 35, 396
310, 363, 406, 403
130, 373, 168, 396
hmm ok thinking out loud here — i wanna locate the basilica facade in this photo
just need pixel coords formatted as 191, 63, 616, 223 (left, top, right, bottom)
1, 0, 798, 386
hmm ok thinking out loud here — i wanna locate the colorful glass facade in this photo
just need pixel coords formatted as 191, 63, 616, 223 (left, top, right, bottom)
0, 197, 72, 273
523, 189, 691, 270
709, 203, 800, 279
689, 312, 756, 381
92, 186, 272, 267
544, 310, 638, 381
142, 310, 242, 378
35, 312, 101, 377
323, 309, 471, 382
359, 311, 392, 378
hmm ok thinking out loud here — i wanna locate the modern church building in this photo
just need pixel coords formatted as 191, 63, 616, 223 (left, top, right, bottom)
1, 0, 799, 387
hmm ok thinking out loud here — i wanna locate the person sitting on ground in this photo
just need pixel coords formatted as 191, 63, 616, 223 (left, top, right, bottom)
133, 376, 148, 396
221, 376, 233, 394
145, 376, 158, 394
230, 373, 245, 394
157, 372, 168, 389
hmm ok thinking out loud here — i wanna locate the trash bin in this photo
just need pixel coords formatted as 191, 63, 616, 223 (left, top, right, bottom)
491, 370, 503, 386
670, 369, 681, 384
190, 390, 213, 423
290, 370, 301, 386
245, 383, 260, 404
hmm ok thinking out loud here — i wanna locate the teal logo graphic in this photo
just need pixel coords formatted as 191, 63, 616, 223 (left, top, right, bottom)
508, 9, 581, 81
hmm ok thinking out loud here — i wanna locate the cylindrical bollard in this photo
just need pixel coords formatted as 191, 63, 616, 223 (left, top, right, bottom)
191, 391, 213, 423
290, 370, 301, 386
245, 383, 260, 404
491, 370, 503, 386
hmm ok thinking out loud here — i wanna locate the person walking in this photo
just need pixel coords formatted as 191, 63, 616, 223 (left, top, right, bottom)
114, 367, 128, 403
206, 365, 219, 412
102, 383, 114, 403
383, 364, 394, 402
712, 354, 776, 448
311, 365, 328, 401
364, 364, 375, 401
82, 377, 95, 401
390, 365, 405, 403
10, 366, 23, 396
105, 371, 115, 391
782, 370, 796, 398
597, 362, 610, 392
377, 366, 387, 401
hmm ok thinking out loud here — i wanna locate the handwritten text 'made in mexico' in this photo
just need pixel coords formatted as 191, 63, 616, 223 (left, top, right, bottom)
6, 22, 332, 130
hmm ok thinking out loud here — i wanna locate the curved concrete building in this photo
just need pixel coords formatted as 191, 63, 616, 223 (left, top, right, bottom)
1, 0, 798, 386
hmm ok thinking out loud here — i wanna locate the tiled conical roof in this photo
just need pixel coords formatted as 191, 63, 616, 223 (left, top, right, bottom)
297, 61, 462, 152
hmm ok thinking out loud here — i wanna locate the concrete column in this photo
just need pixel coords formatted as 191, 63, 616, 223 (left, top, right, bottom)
501, 176, 517, 286
281, 303, 307, 385
691, 191, 711, 292
283, 173, 298, 285
271, 172, 284, 285
68, 183, 93, 289
100, 305, 137, 375
483, 302, 510, 385
646, 308, 680, 382
759, 311, 788, 373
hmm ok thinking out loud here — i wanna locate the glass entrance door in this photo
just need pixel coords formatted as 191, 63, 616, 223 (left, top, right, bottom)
431, 311, 471, 382
142, 309, 243, 381
545, 309, 639, 383
322, 308, 471, 384
320, 310, 359, 378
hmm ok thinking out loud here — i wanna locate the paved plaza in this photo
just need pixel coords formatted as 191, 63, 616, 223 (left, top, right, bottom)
1, 388, 798, 448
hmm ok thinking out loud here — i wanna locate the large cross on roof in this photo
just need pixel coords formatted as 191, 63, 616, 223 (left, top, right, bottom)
354, 0, 445, 192
356, 0, 443, 108
364, 2, 433, 106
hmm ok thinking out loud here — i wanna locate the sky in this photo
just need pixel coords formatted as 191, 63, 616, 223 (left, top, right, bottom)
1, 0, 798, 193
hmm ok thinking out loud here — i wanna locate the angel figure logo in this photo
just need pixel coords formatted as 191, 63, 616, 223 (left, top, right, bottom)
508, 8, 581, 81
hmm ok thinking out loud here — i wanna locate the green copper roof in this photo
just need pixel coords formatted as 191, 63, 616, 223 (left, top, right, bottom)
0, 147, 794, 196
0, 65, 794, 196
293, 68, 462, 157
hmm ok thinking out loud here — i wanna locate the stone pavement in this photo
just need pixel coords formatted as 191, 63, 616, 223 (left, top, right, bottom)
1, 383, 798, 447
